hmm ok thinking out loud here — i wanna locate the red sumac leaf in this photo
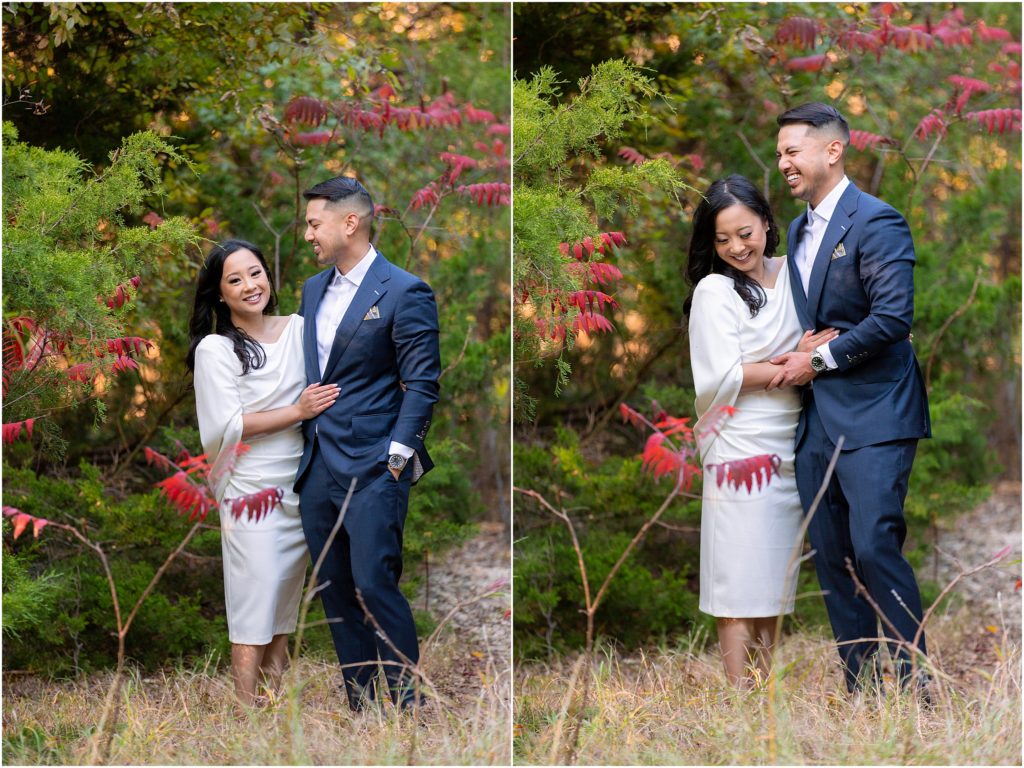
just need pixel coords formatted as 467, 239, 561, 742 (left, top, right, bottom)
914, 109, 947, 141
107, 336, 154, 357
2, 419, 35, 444
977, 21, 1012, 43
618, 146, 647, 165
229, 487, 283, 522
11, 512, 32, 539
785, 54, 828, 73
587, 261, 623, 286
142, 211, 164, 229
487, 123, 510, 136
292, 131, 332, 146
619, 402, 645, 430
707, 454, 781, 493
836, 28, 883, 57
776, 16, 820, 50
410, 182, 441, 211
283, 96, 329, 126
571, 311, 614, 336
696, 404, 737, 441
463, 103, 497, 124
111, 355, 140, 374
964, 108, 1022, 134
1003, 43, 1022, 56
156, 472, 216, 522
849, 130, 897, 151
65, 362, 93, 383
456, 182, 510, 206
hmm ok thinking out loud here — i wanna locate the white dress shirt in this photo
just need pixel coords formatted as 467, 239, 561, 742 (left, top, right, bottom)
793, 175, 850, 370
315, 245, 415, 464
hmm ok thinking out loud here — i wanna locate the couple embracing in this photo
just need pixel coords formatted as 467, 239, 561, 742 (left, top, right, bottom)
185, 176, 441, 711
685, 103, 932, 698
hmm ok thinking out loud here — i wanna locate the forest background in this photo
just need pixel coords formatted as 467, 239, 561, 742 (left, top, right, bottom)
2, 1, 511, 685
513, 1, 1021, 660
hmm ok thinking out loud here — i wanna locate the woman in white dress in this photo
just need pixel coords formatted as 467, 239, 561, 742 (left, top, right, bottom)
684, 176, 836, 687
185, 239, 338, 706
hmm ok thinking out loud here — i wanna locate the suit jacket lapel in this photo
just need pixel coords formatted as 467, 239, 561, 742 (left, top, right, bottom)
786, 212, 812, 329
321, 253, 391, 381
303, 269, 331, 384
806, 184, 858, 322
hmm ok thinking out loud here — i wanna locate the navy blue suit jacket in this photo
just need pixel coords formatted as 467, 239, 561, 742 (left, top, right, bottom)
294, 252, 440, 492
786, 182, 930, 450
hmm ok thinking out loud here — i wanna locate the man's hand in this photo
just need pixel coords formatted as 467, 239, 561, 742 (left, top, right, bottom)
766, 351, 817, 390
389, 467, 402, 481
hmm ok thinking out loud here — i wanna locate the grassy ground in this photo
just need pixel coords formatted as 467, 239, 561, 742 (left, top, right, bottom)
514, 608, 1021, 765
3, 633, 510, 765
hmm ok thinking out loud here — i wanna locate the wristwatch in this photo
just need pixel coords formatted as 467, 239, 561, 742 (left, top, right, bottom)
388, 454, 408, 472
810, 350, 828, 373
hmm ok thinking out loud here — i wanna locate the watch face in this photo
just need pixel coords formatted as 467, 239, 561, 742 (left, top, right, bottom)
388, 454, 406, 469
811, 354, 826, 372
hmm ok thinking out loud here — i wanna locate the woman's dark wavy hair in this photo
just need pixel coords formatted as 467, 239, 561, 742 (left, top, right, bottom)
683, 174, 779, 318
185, 239, 278, 375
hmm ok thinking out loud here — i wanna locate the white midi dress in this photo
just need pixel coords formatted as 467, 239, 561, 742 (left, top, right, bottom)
193, 315, 309, 644
688, 260, 805, 617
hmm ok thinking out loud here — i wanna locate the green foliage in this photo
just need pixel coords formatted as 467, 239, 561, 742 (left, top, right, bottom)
2, 122, 197, 455
2, 462, 225, 674
514, 426, 713, 659
514, 60, 690, 408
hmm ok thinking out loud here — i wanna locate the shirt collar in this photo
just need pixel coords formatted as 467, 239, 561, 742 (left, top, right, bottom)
807, 175, 850, 225
332, 245, 376, 286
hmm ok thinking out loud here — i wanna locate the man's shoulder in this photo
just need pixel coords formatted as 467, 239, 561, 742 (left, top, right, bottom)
377, 254, 432, 291
848, 185, 905, 221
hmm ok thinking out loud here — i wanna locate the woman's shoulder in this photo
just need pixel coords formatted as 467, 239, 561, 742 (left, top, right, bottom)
194, 334, 240, 370
694, 273, 737, 297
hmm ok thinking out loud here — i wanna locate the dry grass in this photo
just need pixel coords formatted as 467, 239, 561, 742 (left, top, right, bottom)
3, 634, 510, 765
514, 608, 1021, 765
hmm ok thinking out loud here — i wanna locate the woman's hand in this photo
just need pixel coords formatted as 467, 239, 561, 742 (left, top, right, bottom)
796, 328, 839, 353
297, 382, 340, 419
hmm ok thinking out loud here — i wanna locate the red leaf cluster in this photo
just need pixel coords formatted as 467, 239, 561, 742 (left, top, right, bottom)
567, 290, 617, 314
572, 311, 615, 336
107, 336, 154, 357
583, 261, 624, 287
2, 418, 35, 444
618, 146, 647, 165
707, 454, 781, 493
560, 232, 626, 260
228, 487, 284, 522
111, 354, 140, 374
696, 404, 737, 441
142, 211, 164, 229
849, 130, 897, 151
977, 21, 1013, 43
65, 362, 93, 383
292, 131, 332, 146
964, 108, 1022, 134
456, 182, 510, 206
410, 182, 441, 211
283, 96, 329, 126
785, 54, 828, 73
100, 276, 141, 310
487, 123, 511, 136
776, 16, 820, 50
156, 472, 216, 522
914, 109, 948, 141
464, 103, 497, 124
439, 151, 478, 183
836, 28, 883, 58
2, 506, 49, 539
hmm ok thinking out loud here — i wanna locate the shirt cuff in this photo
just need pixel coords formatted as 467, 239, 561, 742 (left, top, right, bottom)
817, 342, 839, 371
388, 441, 415, 459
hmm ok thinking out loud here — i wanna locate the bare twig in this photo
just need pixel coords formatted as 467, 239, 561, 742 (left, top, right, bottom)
439, 325, 474, 381
736, 128, 772, 200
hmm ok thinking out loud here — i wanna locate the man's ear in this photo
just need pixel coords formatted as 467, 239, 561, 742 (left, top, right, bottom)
827, 138, 845, 166
345, 211, 361, 235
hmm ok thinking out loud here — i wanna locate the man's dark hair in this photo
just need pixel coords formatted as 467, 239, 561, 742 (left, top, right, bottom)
303, 175, 375, 215
777, 102, 850, 144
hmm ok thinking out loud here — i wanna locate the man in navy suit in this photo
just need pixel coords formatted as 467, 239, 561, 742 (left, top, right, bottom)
294, 175, 440, 710
767, 103, 931, 695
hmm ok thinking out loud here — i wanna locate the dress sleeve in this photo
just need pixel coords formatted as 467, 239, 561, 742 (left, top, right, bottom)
193, 339, 244, 502
688, 277, 744, 453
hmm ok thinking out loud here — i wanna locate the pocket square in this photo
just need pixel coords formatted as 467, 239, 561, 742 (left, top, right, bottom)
831, 242, 847, 260
363, 305, 380, 321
